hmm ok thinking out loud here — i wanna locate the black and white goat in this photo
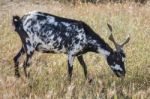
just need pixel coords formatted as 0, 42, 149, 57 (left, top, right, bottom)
12, 11, 130, 80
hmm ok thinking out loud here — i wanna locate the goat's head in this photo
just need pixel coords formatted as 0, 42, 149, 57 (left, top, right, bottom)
106, 24, 130, 77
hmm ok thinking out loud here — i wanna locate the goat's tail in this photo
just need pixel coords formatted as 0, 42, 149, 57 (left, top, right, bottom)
12, 15, 22, 29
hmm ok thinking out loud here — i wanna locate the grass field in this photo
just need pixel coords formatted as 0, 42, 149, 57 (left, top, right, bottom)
0, 0, 150, 98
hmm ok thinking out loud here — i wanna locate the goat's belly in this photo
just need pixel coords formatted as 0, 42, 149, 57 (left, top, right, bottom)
36, 43, 67, 53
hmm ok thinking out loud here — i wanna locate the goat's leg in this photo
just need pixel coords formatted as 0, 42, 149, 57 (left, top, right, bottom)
23, 43, 34, 77
13, 47, 25, 77
23, 52, 34, 77
67, 54, 74, 81
77, 55, 87, 79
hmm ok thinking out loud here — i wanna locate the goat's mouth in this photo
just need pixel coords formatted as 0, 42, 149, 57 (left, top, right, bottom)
114, 70, 125, 78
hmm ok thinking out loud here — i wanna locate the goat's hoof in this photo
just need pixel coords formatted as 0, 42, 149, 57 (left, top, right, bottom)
27, 72, 30, 78
15, 73, 20, 78
87, 76, 93, 84
66, 77, 72, 84
88, 78, 93, 83
68, 78, 71, 82
24, 72, 30, 78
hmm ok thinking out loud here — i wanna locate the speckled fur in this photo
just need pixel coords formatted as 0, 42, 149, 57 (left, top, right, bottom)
12, 11, 126, 79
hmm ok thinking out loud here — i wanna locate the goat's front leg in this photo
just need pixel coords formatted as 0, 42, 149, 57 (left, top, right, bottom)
77, 55, 87, 79
13, 46, 25, 77
67, 54, 75, 81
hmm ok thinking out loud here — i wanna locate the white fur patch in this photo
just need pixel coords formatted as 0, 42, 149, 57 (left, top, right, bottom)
76, 28, 84, 33
58, 46, 66, 53
122, 57, 125, 62
98, 48, 110, 57
68, 55, 74, 67
23, 21, 32, 32
111, 64, 123, 71
61, 22, 70, 27
34, 23, 41, 32
26, 45, 34, 54
23, 13, 38, 31
57, 37, 62, 42
77, 34, 83, 39
47, 16, 55, 23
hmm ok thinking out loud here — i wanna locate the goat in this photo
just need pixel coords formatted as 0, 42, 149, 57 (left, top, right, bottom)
12, 11, 130, 80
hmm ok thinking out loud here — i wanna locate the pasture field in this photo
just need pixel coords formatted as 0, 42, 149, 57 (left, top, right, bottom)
0, 0, 150, 98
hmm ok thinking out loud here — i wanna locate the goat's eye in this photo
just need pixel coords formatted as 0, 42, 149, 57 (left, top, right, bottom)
123, 54, 126, 58
116, 58, 120, 61
120, 52, 126, 58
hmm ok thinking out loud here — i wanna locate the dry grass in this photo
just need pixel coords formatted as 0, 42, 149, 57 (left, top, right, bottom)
0, 0, 150, 98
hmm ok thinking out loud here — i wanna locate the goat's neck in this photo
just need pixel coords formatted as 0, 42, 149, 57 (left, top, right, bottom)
88, 37, 113, 57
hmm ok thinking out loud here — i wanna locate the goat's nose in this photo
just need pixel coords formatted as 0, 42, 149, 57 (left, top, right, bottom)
121, 71, 125, 78
122, 73, 125, 77
123, 70, 126, 76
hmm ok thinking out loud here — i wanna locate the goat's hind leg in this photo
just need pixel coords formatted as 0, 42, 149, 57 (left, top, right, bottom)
23, 46, 34, 77
13, 47, 25, 77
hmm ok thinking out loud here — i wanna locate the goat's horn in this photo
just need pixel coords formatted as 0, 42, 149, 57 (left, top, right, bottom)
107, 23, 120, 50
107, 23, 130, 51
121, 35, 130, 47
107, 23, 113, 32
109, 33, 117, 46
